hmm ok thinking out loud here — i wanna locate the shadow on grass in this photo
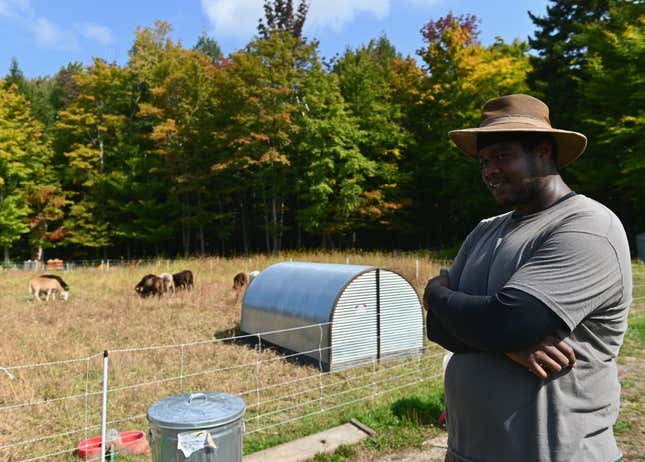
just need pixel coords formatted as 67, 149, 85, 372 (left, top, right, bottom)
390, 393, 444, 426
213, 326, 325, 370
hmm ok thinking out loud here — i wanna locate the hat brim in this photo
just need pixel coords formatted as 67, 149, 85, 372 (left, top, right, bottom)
448, 125, 587, 168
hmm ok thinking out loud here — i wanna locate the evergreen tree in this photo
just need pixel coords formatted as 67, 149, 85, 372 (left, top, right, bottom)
572, 0, 645, 240
527, 0, 609, 128
193, 33, 222, 63
3, 57, 27, 92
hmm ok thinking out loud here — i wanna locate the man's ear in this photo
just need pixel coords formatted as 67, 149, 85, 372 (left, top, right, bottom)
535, 139, 558, 171
535, 139, 552, 160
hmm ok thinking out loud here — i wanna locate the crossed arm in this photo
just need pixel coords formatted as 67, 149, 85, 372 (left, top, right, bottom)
424, 269, 576, 379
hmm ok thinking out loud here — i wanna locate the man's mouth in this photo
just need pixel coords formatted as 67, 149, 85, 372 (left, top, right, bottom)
487, 179, 504, 190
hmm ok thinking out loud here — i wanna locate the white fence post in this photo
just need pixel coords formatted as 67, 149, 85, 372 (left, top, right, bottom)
100, 350, 109, 462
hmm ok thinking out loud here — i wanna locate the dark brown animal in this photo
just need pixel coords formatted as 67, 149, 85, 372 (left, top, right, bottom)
135, 274, 164, 298
232, 272, 250, 291
172, 270, 194, 290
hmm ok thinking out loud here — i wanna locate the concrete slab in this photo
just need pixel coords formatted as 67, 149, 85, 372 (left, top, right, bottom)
244, 422, 371, 462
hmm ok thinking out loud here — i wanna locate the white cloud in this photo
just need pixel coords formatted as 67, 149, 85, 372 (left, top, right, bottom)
32, 16, 79, 52
200, 0, 392, 38
405, 0, 442, 6
307, 0, 389, 33
200, 0, 263, 38
0, 0, 33, 18
74, 22, 114, 45
1, 2, 112, 52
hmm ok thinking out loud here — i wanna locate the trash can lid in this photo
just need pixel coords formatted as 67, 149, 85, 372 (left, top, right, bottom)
147, 392, 246, 430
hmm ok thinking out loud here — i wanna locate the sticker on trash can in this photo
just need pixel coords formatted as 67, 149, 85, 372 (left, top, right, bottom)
177, 430, 217, 457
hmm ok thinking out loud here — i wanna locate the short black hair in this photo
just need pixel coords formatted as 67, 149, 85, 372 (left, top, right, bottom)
476, 132, 558, 167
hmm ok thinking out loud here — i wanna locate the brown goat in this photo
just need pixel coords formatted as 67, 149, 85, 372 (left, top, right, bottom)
135, 274, 164, 298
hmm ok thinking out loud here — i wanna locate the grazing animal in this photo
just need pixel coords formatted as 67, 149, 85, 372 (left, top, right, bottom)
232, 270, 260, 303
159, 272, 175, 294
233, 270, 260, 291
172, 270, 194, 290
29, 275, 70, 301
232, 272, 249, 291
135, 274, 164, 298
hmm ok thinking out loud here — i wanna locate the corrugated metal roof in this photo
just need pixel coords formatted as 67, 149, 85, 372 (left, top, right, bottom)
242, 262, 374, 324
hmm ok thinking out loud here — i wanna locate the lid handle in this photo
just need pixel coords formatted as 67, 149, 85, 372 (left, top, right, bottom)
187, 393, 207, 405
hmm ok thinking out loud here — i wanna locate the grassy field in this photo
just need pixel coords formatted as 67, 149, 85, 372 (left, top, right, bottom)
0, 252, 447, 461
0, 254, 642, 461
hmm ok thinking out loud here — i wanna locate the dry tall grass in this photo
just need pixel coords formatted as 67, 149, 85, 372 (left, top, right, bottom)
0, 252, 444, 461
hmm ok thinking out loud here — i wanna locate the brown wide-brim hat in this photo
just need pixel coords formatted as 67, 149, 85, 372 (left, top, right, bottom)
448, 94, 587, 168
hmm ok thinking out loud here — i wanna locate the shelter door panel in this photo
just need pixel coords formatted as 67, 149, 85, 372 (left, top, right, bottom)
378, 270, 424, 359
331, 271, 378, 371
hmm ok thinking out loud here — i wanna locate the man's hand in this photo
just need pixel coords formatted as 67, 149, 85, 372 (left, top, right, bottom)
423, 268, 450, 310
506, 337, 576, 379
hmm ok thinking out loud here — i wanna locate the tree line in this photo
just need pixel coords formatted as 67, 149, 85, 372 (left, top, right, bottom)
0, 0, 642, 261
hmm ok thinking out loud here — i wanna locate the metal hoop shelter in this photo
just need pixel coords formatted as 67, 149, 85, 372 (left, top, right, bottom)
240, 262, 424, 372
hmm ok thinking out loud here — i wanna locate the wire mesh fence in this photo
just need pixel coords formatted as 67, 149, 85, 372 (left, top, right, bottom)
0, 322, 444, 461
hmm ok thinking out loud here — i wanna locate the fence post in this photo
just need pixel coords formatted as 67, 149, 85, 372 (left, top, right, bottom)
101, 351, 109, 462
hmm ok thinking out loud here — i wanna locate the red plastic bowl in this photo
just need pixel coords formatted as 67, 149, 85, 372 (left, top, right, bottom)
77, 430, 149, 459
120, 430, 150, 454
77, 435, 102, 460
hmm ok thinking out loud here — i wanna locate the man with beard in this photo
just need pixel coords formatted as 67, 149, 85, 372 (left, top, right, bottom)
424, 94, 632, 462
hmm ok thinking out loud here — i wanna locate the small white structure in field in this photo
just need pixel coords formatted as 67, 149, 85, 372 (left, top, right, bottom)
240, 262, 424, 372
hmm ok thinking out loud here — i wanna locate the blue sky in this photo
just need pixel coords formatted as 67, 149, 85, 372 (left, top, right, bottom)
0, 0, 551, 78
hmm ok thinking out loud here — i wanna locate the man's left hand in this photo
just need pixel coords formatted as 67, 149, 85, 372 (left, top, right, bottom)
506, 337, 576, 379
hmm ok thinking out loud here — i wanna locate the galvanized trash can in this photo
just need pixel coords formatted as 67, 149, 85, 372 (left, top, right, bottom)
147, 392, 245, 461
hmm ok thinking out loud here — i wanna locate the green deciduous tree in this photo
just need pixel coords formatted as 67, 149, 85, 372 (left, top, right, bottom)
332, 37, 412, 243
412, 13, 531, 244
293, 62, 372, 248
0, 84, 58, 261
217, 31, 316, 252
55, 59, 149, 252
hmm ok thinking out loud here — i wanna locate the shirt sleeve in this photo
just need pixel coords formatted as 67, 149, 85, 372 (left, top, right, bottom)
503, 231, 625, 330
426, 308, 480, 353
427, 286, 568, 352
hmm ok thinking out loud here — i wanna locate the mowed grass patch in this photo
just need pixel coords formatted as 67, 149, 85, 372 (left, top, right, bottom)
614, 264, 645, 460
0, 253, 445, 461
